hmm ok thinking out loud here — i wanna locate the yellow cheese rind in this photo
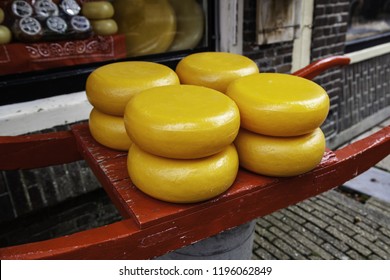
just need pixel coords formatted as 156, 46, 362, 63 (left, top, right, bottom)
86, 61, 180, 116
127, 144, 239, 203
89, 108, 132, 151
90, 19, 118, 36
226, 73, 330, 136
235, 128, 326, 177
176, 52, 259, 93
0, 25, 11, 45
82, 1, 115, 20
124, 85, 240, 159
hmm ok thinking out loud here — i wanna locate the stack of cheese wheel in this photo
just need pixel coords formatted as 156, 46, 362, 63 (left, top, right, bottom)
124, 85, 241, 203
0, 7, 12, 44
86, 61, 180, 151
81, 1, 118, 36
226, 73, 329, 177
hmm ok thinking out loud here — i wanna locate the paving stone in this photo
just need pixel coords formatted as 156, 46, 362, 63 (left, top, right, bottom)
253, 247, 275, 260
263, 215, 292, 233
311, 210, 356, 236
304, 222, 349, 252
268, 226, 312, 256
353, 235, 389, 259
346, 250, 364, 260
279, 208, 306, 224
326, 226, 372, 257
289, 205, 328, 229
333, 214, 378, 242
255, 225, 277, 243
272, 238, 305, 260
289, 230, 333, 259
321, 242, 350, 259
253, 236, 291, 260
368, 254, 382, 260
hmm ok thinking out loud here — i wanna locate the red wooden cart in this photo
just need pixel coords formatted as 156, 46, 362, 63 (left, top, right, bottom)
0, 56, 389, 259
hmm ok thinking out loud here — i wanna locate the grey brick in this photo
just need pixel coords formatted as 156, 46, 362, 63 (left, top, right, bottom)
311, 210, 356, 236
268, 227, 312, 256
253, 248, 275, 260
255, 236, 291, 260
264, 215, 292, 233
279, 208, 306, 224
289, 205, 328, 229
368, 254, 382, 260
333, 215, 378, 242
273, 238, 305, 260
346, 250, 364, 260
326, 226, 372, 257
255, 225, 278, 243
304, 222, 349, 252
290, 230, 334, 259
353, 235, 389, 259
256, 218, 272, 229
321, 243, 350, 259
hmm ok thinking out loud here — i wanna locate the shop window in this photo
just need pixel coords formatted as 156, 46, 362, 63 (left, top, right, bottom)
0, 0, 215, 104
345, 0, 390, 52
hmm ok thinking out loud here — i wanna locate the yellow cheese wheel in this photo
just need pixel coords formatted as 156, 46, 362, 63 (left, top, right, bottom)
113, 0, 176, 56
89, 108, 132, 151
86, 61, 180, 116
234, 128, 326, 177
124, 84, 240, 159
82, 1, 115, 20
0, 8, 4, 24
168, 0, 204, 51
90, 19, 118, 36
0, 25, 11, 45
175, 52, 259, 93
226, 73, 330, 137
127, 144, 239, 203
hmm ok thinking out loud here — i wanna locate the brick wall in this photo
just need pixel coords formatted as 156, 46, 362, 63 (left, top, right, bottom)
310, 0, 350, 143
243, 0, 294, 74
341, 54, 390, 131
0, 124, 122, 247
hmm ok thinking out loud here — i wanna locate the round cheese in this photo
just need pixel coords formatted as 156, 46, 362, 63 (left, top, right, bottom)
0, 25, 11, 44
86, 61, 180, 116
168, 0, 204, 51
82, 1, 115, 20
113, 0, 176, 56
0, 8, 5, 24
90, 19, 118, 36
175, 52, 259, 93
226, 73, 329, 136
89, 108, 132, 151
234, 128, 326, 177
127, 144, 239, 203
124, 84, 240, 159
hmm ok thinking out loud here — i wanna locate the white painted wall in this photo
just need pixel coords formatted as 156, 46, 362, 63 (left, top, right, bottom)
0, 91, 92, 136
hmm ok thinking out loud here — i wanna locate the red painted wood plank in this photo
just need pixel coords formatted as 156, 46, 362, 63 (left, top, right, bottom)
0, 131, 82, 170
1, 125, 388, 260
71, 124, 338, 229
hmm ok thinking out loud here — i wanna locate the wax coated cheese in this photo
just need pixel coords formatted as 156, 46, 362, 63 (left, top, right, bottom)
89, 108, 132, 151
226, 73, 329, 137
86, 61, 180, 116
124, 84, 240, 159
175, 52, 259, 93
127, 144, 239, 203
234, 128, 326, 177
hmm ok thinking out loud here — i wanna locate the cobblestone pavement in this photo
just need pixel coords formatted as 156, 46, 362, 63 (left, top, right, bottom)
252, 190, 390, 260
252, 119, 390, 260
